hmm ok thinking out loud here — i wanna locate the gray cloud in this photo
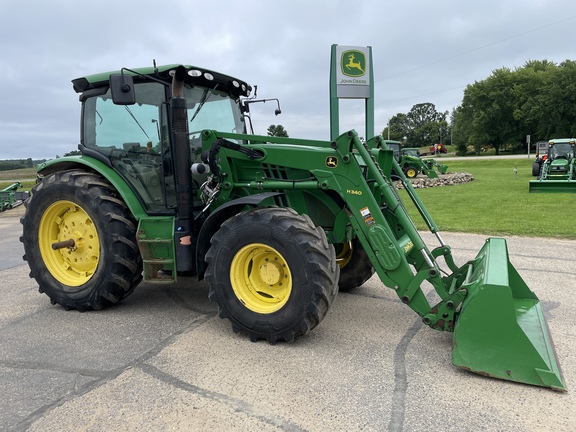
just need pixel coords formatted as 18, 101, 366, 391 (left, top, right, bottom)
1, 0, 574, 159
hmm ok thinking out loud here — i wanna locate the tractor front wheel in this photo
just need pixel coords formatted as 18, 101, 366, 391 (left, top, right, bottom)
20, 170, 143, 311
404, 167, 418, 178
205, 207, 339, 343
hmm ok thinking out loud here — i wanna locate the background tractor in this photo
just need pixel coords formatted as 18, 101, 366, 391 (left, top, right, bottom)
0, 182, 29, 212
385, 141, 448, 178
532, 140, 550, 176
529, 138, 576, 192
20, 63, 565, 390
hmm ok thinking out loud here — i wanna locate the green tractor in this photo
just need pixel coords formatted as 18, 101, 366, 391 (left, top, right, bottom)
21, 64, 565, 390
529, 138, 576, 192
1, 182, 29, 212
384, 141, 447, 178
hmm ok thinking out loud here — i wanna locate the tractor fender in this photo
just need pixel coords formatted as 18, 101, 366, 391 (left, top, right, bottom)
196, 192, 283, 280
36, 156, 148, 220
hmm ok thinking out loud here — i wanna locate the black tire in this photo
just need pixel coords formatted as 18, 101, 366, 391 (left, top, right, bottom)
404, 167, 418, 178
336, 238, 375, 292
205, 207, 339, 343
532, 161, 541, 177
20, 169, 143, 311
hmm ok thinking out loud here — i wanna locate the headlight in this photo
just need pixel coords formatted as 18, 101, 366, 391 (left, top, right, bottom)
188, 69, 202, 77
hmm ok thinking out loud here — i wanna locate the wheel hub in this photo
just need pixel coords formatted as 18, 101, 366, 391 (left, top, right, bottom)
259, 261, 283, 285
39, 200, 100, 286
230, 243, 292, 314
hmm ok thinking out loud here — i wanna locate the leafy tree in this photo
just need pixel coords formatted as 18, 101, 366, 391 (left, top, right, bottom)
537, 60, 576, 137
382, 104, 448, 147
63, 150, 81, 157
451, 106, 471, 155
267, 125, 289, 137
458, 68, 520, 154
405, 103, 448, 147
455, 59, 576, 154
382, 113, 409, 141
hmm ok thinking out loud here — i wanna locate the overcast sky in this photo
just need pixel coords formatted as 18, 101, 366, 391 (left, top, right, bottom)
1, 0, 574, 160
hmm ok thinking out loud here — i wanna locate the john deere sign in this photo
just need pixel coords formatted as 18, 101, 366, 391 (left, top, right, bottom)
330, 44, 374, 140
340, 50, 366, 78
335, 46, 371, 98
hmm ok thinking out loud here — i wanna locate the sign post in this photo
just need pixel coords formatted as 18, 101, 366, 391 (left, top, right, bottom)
330, 45, 374, 140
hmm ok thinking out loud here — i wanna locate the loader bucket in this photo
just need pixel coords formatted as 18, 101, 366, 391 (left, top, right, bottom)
437, 164, 448, 174
451, 238, 566, 391
529, 179, 576, 193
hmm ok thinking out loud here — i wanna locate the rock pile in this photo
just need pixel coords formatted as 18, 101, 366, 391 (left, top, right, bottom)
393, 172, 474, 189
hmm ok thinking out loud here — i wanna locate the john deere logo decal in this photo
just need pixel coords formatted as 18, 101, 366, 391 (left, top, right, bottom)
326, 156, 338, 168
341, 50, 366, 77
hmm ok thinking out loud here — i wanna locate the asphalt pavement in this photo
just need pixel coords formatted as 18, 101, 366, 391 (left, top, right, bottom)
1, 206, 575, 432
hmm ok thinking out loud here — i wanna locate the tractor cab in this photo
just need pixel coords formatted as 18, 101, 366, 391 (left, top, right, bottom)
71, 65, 251, 214
548, 139, 575, 178
548, 140, 574, 160
401, 147, 420, 158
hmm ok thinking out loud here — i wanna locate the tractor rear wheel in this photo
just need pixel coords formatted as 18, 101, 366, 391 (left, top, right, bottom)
205, 207, 339, 343
20, 170, 142, 311
336, 238, 375, 292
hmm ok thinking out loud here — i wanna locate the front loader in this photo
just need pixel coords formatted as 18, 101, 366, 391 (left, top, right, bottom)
529, 138, 576, 192
20, 63, 565, 391
1, 182, 29, 212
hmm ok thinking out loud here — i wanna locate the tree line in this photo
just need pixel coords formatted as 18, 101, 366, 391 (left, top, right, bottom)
0, 159, 46, 171
383, 59, 576, 155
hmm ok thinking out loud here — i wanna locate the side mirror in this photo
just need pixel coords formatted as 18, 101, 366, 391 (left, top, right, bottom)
110, 73, 136, 105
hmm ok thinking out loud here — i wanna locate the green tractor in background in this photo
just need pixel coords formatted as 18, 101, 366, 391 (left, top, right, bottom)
529, 138, 576, 192
19, 63, 565, 391
0, 182, 29, 212
384, 141, 448, 178
531, 140, 551, 176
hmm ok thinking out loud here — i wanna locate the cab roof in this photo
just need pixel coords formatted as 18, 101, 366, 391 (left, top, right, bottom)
72, 64, 251, 97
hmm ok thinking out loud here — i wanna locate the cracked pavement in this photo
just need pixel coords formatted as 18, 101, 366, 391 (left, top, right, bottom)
1, 210, 575, 431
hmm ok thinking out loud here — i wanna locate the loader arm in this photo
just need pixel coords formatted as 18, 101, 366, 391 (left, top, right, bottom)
199, 128, 565, 391
200, 129, 466, 331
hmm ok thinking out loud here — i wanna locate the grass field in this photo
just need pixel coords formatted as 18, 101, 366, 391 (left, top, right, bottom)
2, 160, 575, 239
402, 157, 576, 239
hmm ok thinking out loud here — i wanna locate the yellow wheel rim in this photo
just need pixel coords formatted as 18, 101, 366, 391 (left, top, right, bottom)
38, 200, 100, 287
406, 168, 417, 178
335, 241, 353, 269
230, 243, 292, 314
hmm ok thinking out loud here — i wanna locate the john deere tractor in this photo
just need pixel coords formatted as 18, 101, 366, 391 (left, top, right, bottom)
384, 141, 447, 178
529, 138, 576, 192
20, 64, 565, 390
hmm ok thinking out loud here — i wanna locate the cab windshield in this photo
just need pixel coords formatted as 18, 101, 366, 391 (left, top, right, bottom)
549, 143, 574, 160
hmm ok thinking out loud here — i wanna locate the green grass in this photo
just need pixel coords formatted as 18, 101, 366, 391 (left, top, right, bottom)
401, 158, 576, 239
